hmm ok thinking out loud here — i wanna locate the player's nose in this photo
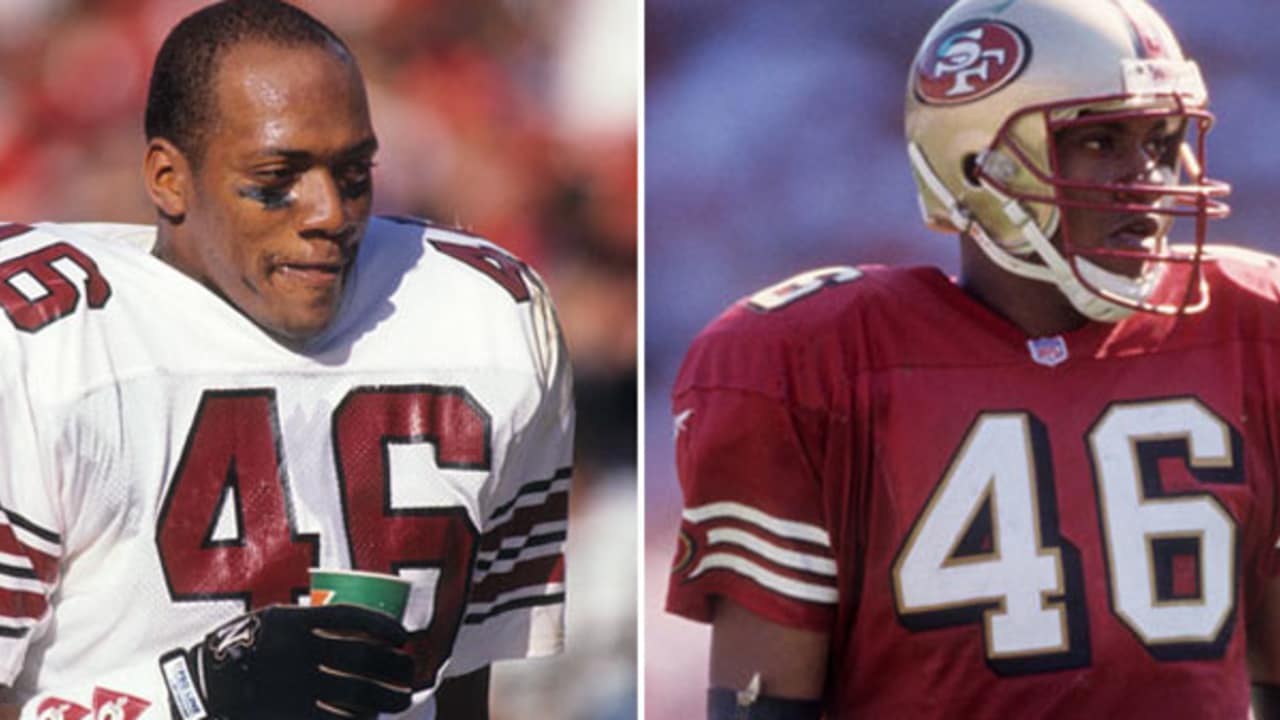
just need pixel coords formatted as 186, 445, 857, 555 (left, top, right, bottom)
295, 168, 351, 238
1113, 143, 1168, 206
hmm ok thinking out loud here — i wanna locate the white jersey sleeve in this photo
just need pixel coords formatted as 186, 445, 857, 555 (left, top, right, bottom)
446, 252, 575, 676
0, 223, 168, 718
0, 321, 62, 686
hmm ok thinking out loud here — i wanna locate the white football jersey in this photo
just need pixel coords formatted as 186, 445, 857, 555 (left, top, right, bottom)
0, 217, 574, 718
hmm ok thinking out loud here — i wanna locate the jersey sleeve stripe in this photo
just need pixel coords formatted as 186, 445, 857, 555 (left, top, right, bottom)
0, 615, 43, 631
683, 501, 831, 547
472, 548, 564, 595
688, 553, 839, 604
1, 508, 60, 546
9, 532, 58, 562
0, 585, 49, 625
0, 549, 45, 577
475, 526, 567, 572
491, 540, 563, 567
487, 468, 571, 524
478, 494, 568, 555
0, 518, 59, 583
463, 590, 565, 626
454, 465, 568, 632
0, 575, 50, 595
464, 582, 565, 619
705, 527, 837, 576
474, 542, 563, 583
0, 564, 37, 581
0, 552, 31, 570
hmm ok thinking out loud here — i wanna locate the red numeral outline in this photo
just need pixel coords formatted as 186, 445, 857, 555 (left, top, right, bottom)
333, 385, 486, 687
157, 386, 486, 691
430, 240, 531, 303
0, 242, 111, 332
380, 214, 531, 302
0, 223, 33, 242
155, 390, 319, 609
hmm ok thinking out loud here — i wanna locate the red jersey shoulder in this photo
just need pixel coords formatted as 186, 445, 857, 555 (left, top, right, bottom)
736, 264, 926, 317
709, 264, 920, 335
1177, 245, 1280, 342
674, 264, 916, 406
1202, 245, 1280, 304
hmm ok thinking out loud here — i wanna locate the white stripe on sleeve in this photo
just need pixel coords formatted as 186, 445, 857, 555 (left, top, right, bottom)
683, 501, 830, 546
706, 527, 837, 577
688, 553, 838, 604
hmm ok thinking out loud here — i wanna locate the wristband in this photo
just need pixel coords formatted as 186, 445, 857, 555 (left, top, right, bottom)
159, 648, 209, 720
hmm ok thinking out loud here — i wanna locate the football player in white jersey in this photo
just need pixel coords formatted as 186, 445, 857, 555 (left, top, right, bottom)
0, 2, 573, 719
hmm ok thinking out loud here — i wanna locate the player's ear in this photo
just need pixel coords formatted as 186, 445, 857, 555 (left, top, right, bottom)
144, 138, 191, 224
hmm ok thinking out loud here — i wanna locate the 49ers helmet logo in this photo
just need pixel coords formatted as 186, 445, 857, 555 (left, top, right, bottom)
915, 20, 1030, 105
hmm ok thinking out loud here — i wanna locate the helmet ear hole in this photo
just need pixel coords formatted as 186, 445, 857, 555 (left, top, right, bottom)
962, 154, 982, 187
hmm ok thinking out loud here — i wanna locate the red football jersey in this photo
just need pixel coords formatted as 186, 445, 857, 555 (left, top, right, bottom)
667, 252, 1280, 719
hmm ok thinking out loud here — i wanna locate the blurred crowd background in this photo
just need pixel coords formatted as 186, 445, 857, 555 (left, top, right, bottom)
646, 1, 1280, 716
0, 0, 636, 718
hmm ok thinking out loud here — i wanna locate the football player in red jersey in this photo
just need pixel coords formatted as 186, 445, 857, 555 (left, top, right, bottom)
666, 0, 1280, 718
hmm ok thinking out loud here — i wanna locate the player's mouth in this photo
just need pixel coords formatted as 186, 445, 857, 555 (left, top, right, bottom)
272, 259, 349, 289
1090, 214, 1163, 277
1105, 215, 1162, 253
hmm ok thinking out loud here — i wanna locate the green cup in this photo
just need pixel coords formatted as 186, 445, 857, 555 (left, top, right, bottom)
308, 569, 411, 621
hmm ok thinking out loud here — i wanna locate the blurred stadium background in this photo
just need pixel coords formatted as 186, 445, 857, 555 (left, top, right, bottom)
646, 1, 1280, 717
0, 1, 636, 718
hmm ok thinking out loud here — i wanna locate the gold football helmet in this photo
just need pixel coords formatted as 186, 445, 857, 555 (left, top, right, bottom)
905, 0, 1229, 321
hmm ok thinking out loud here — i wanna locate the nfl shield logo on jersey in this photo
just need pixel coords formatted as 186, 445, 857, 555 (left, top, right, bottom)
1027, 336, 1069, 367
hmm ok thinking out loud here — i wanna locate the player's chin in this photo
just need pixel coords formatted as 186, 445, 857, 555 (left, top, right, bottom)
263, 300, 342, 348
1091, 255, 1148, 279
1080, 242, 1150, 279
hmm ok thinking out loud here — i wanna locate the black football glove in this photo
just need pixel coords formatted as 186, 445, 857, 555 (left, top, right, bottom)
161, 604, 415, 720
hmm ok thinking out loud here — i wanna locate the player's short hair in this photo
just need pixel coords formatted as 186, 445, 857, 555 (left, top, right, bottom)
144, 0, 353, 168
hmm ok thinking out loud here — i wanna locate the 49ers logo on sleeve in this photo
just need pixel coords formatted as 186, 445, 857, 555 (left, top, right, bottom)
671, 528, 696, 575
33, 689, 150, 720
915, 20, 1030, 105
35, 698, 90, 720
89, 689, 150, 720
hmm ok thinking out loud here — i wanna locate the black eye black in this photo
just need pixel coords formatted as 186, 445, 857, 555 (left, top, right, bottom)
342, 161, 374, 179
238, 183, 293, 210
337, 162, 375, 198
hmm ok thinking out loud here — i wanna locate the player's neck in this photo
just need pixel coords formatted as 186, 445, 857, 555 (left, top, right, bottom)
151, 225, 191, 276
958, 237, 1093, 338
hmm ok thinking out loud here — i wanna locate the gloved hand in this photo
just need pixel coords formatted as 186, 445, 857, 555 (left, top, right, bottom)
162, 604, 415, 719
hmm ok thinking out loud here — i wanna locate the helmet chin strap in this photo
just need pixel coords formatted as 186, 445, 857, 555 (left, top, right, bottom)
908, 142, 1138, 324
973, 186, 1137, 323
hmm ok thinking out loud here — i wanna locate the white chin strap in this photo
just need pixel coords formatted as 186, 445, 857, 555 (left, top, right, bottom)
909, 142, 1142, 324
964, 203, 1142, 323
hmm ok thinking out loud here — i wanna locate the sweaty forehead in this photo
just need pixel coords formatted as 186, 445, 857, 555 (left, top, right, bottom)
209, 41, 371, 155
